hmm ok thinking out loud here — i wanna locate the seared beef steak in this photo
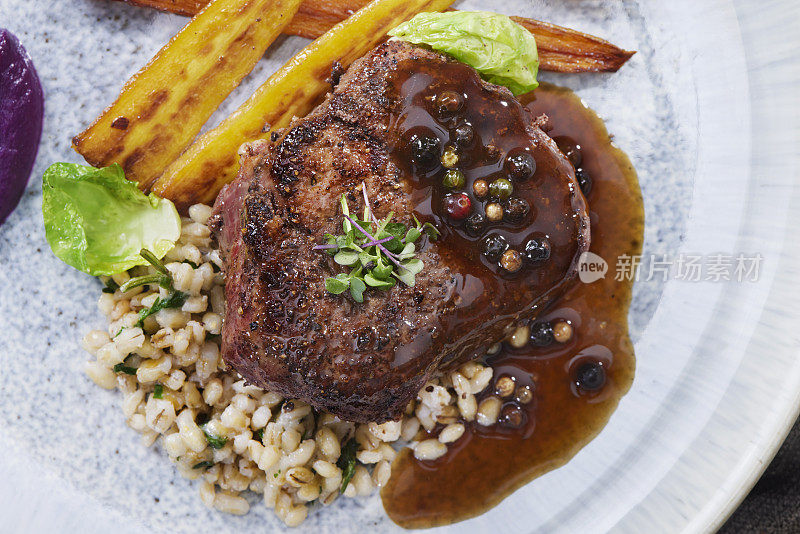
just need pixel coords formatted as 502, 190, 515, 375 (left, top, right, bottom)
211, 41, 589, 422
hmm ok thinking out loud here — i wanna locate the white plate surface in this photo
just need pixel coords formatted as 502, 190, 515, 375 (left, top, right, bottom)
0, 0, 798, 532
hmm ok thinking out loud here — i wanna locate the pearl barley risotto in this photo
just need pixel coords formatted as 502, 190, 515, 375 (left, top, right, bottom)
81, 204, 509, 527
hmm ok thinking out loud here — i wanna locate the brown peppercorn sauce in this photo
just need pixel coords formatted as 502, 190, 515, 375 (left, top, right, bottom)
382, 83, 643, 527
388, 59, 587, 282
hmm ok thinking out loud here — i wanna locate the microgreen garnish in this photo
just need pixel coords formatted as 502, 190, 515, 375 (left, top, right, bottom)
313, 184, 438, 302
201, 424, 228, 450
337, 438, 359, 493
112, 363, 137, 375
108, 249, 188, 333
192, 461, 214, 470
102, 278, 120, 294
118, 249, 174, 293
134, 290, 188, 328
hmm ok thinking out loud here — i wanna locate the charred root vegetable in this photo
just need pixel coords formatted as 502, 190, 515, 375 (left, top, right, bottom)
110, 0, 635, 73
0, 29, 44, 225
510, 17, 634, 73
115, 0, 208, 16
72, 0, 303, 189
78, 0, 633, 212
150, 0, 454, 211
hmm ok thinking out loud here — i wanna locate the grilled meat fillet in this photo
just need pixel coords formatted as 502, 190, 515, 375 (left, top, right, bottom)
211, 41, 590, 422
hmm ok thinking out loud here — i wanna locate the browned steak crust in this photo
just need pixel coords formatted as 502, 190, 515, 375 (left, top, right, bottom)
211, 41, 589, 422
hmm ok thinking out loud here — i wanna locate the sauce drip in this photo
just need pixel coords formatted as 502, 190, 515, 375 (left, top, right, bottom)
381, 83, 644, 527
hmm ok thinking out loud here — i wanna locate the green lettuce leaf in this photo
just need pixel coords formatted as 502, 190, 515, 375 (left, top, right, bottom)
42, 162, 181, 276
389, 11, 539, 95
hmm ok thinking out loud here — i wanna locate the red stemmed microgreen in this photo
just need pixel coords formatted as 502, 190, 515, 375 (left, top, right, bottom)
314, 184, 440, 302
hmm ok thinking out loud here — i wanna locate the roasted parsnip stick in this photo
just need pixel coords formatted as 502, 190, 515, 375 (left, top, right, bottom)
112, 0, 634, 72
511, 17, 634, 73
74, 0, 303, 188
151, 0, 454, 210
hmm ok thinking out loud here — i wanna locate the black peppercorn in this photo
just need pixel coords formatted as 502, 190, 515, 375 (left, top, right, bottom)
504, 197, 530, 223
529, 321, 554, 347
408, 131, 441, 171
575, 361, 606, 391
555, 136, 583, 167
524, 237, 551, 263
506, 151, 536, 181
481, 234, 508, 262
465, 213, 486, 236
575, 167, 592, 196
454, 123, 474, 147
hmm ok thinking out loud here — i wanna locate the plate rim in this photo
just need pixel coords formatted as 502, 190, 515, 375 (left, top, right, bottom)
1, 0, 799, 532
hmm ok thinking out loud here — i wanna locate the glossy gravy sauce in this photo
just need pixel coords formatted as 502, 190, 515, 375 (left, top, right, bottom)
385, 55, 590, 372
381, 83, 644, 527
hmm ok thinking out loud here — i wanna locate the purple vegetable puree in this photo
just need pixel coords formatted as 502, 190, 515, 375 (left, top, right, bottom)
0, 28, 44, 225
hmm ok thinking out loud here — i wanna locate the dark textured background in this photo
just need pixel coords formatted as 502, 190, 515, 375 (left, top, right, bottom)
720, 419, 800, 533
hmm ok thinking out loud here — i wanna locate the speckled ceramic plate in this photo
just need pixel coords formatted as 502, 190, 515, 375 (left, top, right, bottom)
2, 0, 799, 532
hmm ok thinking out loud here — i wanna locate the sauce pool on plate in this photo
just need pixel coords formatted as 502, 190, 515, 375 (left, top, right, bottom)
381, 83, 644, 528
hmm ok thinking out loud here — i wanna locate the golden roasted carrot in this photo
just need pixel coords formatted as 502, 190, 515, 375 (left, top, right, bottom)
112, 0, 635, 72
151, 0, 454, 210
73, 0, 303, 188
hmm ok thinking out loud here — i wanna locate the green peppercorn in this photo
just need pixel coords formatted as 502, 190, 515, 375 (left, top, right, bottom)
489, 178, 513, 200
443, 169, 466, 189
